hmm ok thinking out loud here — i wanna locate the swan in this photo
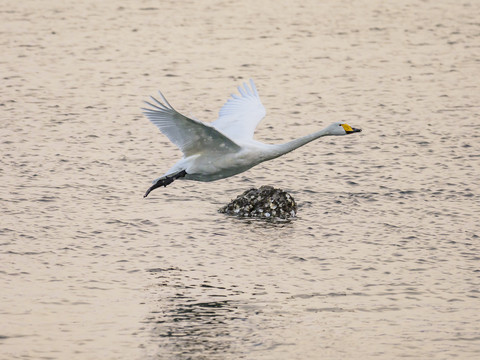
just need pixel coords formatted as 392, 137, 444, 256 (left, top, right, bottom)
142, 79, 361, 198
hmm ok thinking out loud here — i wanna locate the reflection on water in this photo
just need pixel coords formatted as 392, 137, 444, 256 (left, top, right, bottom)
152, 300, 237, 356
146, 268, 247, 359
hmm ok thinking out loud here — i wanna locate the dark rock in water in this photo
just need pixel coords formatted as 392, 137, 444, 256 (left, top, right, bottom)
219, 185, 297, 220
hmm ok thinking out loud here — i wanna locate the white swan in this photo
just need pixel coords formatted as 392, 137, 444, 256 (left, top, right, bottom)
142, 79, 361, 197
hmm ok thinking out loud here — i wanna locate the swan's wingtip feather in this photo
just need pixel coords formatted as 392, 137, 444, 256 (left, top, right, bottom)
237, 85, 247, 97
144, 97, 173, 112
243, 81, 253, 96
157, 90, 175, 109
249, 78, 259, 97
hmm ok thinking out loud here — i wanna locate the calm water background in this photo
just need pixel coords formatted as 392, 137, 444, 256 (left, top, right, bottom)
1, 0, 480, 359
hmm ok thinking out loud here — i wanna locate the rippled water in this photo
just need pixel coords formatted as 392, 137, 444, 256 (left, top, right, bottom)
1, 0, 480, 359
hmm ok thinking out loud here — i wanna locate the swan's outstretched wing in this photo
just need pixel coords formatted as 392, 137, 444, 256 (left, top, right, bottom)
143, 92, 241, 157
212, 79, 266, 141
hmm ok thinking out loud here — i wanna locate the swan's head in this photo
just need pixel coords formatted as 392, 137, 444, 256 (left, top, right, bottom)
326, 122, 362, 136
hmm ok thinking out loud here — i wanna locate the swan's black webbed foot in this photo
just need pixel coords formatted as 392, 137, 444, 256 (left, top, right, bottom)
143, 171, 184, 198
144, 170, 187, 198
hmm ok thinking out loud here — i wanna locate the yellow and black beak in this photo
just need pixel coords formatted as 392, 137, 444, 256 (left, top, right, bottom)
341, 123, 362, 134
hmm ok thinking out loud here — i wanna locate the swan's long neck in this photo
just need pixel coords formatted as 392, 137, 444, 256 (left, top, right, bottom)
264, 128, 330, 161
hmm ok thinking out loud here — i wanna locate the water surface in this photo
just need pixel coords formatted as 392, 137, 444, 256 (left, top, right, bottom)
1, 0, 479, 359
